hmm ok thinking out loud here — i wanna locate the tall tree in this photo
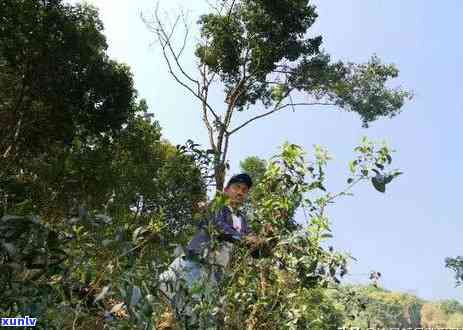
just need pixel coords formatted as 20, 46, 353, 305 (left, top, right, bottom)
0, 0, 150, 222
145, 0, 412, 190
0, 2, 208, 324
0, 0, 137, 164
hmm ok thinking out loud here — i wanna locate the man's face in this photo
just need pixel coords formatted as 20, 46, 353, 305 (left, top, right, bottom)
224, 182, 249, 207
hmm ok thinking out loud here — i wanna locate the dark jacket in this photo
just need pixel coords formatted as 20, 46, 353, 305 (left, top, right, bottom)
185, 206, 254, 258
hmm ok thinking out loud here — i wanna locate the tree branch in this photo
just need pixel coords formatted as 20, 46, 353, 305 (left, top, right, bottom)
226, 0, 236, 21
327, 177, 363, 204
221, 46, 251, 149
152, 7, 198, 86
176, 11, 190, 59
145, 8, 222, 124
229, 102, 335, 135
220, 133, 230, 165
148, 21, 220, 122
2, 77, 27, 159
273, 70, 294, 75
200, 62, 217, 151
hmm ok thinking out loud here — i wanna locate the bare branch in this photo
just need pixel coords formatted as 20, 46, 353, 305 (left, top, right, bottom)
143, 6, 222, 124
222, 46, 251, 133
288, 91, 296, 113
285, 75, 297, 113
3, 78, 27, 159
2, 115, 21, 159
205, 0, 226, 15
203, 112, 216, 151
152, 8, 199, 86
158, 39, 202, 106
177, 10, 190, 59
217, 53, 255, 163
229, 102, 336, 135
220, 133, 230, 165
200, 62, 217, 151
263, 81, 288, 85
226, 0, 236, 21
273, 70, 294, 75
327, 177, 364, 204
206, 71, 217, 89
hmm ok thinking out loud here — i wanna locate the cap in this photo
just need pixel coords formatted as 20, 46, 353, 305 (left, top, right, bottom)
226, 173, 253, 189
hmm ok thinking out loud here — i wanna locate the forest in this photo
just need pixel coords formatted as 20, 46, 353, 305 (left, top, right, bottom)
1, 0, 461, 329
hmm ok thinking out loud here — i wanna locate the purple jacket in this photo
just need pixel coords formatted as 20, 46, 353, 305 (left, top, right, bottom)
185, 206, 254, 258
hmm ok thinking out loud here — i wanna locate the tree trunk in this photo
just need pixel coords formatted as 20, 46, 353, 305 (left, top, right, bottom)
215, 162, 226, 192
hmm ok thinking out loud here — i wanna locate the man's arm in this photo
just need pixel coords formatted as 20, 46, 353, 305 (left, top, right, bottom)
243, 224, 276, 258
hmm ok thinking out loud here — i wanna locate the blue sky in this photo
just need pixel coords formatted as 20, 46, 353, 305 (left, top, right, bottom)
74, 0, 462, 302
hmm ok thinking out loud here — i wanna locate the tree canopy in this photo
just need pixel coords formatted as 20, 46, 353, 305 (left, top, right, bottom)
146, 0, 412, 190
0, 2, 206, 326
1, 0, 136, 163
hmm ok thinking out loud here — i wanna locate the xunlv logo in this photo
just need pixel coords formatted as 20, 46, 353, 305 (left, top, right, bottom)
1, 316, 37, 327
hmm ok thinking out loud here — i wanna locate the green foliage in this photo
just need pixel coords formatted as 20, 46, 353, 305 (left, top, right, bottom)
0, 1, 206, 328
197, 1, 319, 84
291, 54, 413, 127
240, 156, 267, 186
0, 0, 137, 162
1, 116, 205, 231
446, 256, 463, 286
439, 299, 463, 315
195, 1, 411, 123
148, 0, 412, 191
239, 155, 267, 216
339, 285, 423, 329
335, 286, 463, 329
447, 312, 463, 328
0, 123, 206, 328
421, 303, 449, 328
212, 139, 400, 329
347, 136, 402, 193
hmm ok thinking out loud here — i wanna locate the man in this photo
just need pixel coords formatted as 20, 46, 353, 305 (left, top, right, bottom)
158, 173, 261, 326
